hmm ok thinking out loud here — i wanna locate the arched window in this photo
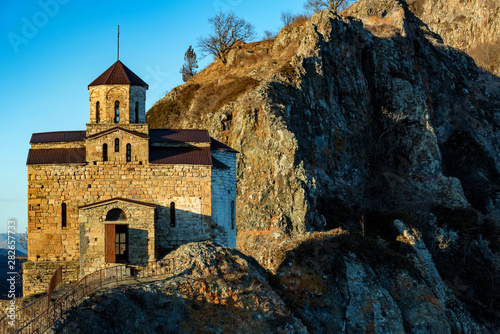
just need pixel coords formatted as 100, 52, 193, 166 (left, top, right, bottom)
96, 101, 100, 123
126, 144, 131, 162
135, 101, 139, 123
61, 203, 67, 228
103, 143, 108, 162
114, 100, 120, 123
105, 208, 126, 221
115, 138, 119, 152
170, 202, 176, 227
231, 200, 236, 229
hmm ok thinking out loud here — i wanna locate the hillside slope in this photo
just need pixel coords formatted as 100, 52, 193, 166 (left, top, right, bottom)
147, 0, 500, 328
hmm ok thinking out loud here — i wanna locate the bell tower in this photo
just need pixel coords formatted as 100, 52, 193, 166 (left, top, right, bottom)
87, 61, 149, 136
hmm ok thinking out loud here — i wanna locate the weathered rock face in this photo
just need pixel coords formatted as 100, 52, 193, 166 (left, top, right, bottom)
274, 225, 487, 333
48, 242, 307, 334
146, 0, 500, 329
48, 232, 494, 333
148, 0, 500, 233
405, 0, 500, 74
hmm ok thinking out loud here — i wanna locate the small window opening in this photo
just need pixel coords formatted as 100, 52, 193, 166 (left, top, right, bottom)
62, 203, 67, 228
231, 200, 236, 230
106, 208, 126, 221
135, 101, 139, 123
96, 101, 100, 123
114, 101, 120, 123
115, 138, 119, 152
170, 202, 176, 227
126, 144, 131, 162
103, 143, 108, 162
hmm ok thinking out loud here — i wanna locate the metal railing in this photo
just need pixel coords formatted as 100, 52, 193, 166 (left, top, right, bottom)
1, 259, 175, 334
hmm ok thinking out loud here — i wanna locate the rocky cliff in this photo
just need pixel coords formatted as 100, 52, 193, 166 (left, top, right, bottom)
48, 239, 489, 333
145, 0, 500, 330
48, 242, 307, 334
406, 0, 500, 74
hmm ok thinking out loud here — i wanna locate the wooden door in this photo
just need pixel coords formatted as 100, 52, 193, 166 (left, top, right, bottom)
105, 224, 115, 263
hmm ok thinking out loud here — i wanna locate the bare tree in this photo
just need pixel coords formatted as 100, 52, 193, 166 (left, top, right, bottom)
198, 11, 255, 64
281, 10, 294, 26
263, 30, 276, 40
304, 0, 348, 13
180, 45, 198, 82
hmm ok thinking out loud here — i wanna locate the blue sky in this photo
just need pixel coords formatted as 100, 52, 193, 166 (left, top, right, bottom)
0, 0, 307, 233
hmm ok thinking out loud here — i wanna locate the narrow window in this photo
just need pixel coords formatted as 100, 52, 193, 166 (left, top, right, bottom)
103, 143, 108, 162
61, 203, 67, 228
96, 101, 100, 123
135, 101, 139, 123
114, 100, 120, 123
231, 200, 236, 229
115, 138, 119, 152
170, 202, 176, 227
126, 144, 131, 162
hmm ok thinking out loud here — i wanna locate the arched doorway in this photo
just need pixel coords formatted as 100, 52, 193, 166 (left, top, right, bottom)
105, 208, 128, 263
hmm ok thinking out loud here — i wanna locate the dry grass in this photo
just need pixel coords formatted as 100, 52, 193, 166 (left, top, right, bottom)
363, 16, 401, 38
146, 83, 201, 128
468, 41, 500, 76
147, 27, 308, 128
291, 14, 309, 27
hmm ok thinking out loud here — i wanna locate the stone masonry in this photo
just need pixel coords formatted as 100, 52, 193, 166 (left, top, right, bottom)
23, 60, 237, 295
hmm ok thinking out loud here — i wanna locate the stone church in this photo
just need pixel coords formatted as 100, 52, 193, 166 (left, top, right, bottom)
24, 60, 237, 295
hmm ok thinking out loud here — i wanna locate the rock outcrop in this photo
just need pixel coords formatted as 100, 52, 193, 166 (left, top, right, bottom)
49, 235, 493, 333
146, 0, 500, 330
405, 0, 500, 74
48, 242, 307, 334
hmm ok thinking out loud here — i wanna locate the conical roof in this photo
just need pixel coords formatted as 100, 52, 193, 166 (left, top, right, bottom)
88, 60, 148, 88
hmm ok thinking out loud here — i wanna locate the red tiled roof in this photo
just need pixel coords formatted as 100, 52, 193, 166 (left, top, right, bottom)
27, 148, 86, 165
85, 127, 149, 140
79, 197, 156, 209
149, 129, 211, 143
88, 61, 148, 88
150, 147, 213, 165
210, 137, 238, 153
30, 131, 86, 144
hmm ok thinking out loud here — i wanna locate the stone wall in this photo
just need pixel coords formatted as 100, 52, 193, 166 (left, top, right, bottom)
22, 260, 79, 295
129, 86, 147, 124
85, 129, 149, 164
155, 195, 211, 254
26, 161, 212, 295
30, 142, 85, 149
79, 200, 156, 276
88, 84, 147, 125
210, 151, 237, 247
86, 123, 149, 137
